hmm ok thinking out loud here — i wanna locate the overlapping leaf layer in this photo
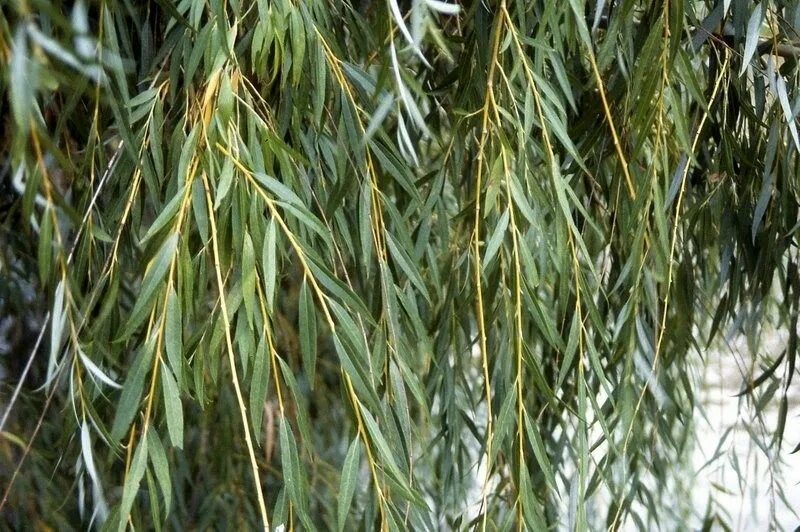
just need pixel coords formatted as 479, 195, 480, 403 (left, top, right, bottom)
1, 0, 798, 529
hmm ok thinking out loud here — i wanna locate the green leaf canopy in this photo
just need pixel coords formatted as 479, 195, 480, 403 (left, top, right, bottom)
1, 0, 798, 529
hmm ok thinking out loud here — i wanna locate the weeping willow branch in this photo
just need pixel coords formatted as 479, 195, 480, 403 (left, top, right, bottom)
1, 1, 798, 530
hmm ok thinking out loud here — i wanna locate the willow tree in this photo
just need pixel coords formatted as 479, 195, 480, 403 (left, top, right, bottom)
1, 0, 798, 529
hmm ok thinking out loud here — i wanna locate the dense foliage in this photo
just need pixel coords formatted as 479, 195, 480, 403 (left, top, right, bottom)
1, 0, 799, 529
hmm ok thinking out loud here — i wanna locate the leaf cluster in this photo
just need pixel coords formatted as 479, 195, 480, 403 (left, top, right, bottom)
1, 0, 799, 529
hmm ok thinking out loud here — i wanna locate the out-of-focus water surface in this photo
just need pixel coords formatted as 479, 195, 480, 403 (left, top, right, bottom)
694, 329, 800, 530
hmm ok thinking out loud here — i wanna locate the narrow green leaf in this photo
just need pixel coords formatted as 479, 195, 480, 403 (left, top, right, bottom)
337, 438, 361, 532
276, 357, 312, 447
740, 4, 762, 76
387, 0, 428, 64
79, 420, 107, 520
249, 336, 270, 436
161, 362, 184, 449
146, 430, 172, 514
140, 192, 183, 245
48, 280, 67, 383
79, 347, 122, 389
118, 435, 148, 532
312, 42, 326, 124
298, 279, 317, 388
175, 125, 199, 184
218, 72, 234, 124
386, 233, 430, 303
191, 179, 210, 243
10, 28, 33, 131
262, 219, 277, 312
775, 74, 800, 153
359, 406, 405, 482
523, 412, 557, 493
124, 233, 179, 337
164, 287, 183, 384
358, 183, 373, 271
518, 466, 547, 530
241, 232, 257, 326
111, 343, 154, 441
279, 417, 312, 529
290, 10, 306, 86
252, 172, 303, 207
483, 208, 509, 269
214, 158, 235, 209
493, 391, 517, 458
